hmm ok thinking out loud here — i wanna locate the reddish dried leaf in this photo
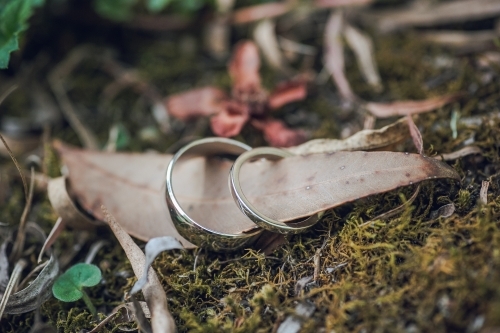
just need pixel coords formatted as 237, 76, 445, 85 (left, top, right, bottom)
435, 146, 482, 161
165, 87, 227, 121
229, 41, 263, 99
268, 81, 307, 110
253, 119, 307, 147
210, 101, 250, 137
324, 11, 356, 102
365, 94, 460, 118
232, 2, 291, 24
368, 0, 500, 33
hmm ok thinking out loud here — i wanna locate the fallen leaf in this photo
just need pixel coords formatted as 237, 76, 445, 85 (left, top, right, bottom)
420, 30, 497, 52
229, 41, 267, 110
232, 2, 290, 24
165, 87, 227, 121
268, 81, 308, 110
252, 119, 307, 148
343, 23, 381, 90
364, 94, 460, 118
253, 19, 288, 72
367, 0, 500, 33
130, 237, 183, 295
314, 0, 373, 8
435, 146, 482, 161
4, 223, 59, 315
429, 203, 456, 220
55, 140, 460, 248
324, 11, 356, 102
480, 181, 489, 205
102, 207, 176, 333
210, 100, 249, 138
53, 141, 194, 246
286, 117, 409, 155
294, 276, 313, 296
47, 177, 100, 229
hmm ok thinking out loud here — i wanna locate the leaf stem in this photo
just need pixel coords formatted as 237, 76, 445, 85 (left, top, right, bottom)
80, 289, 97, 319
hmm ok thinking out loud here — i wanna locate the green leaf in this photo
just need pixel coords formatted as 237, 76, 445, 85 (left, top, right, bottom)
52, 263, 102, 302
0, 0, 44, 69
93, 0, 137, 21
146, 0, 172, 13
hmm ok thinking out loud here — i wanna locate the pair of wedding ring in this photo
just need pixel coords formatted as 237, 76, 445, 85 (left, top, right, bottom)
165, 138, 321, 252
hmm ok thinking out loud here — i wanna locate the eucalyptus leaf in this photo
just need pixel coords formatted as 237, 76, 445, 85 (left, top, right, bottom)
5, 223, 59, 314
130, 236, 183, 295
4, 253, 58, 314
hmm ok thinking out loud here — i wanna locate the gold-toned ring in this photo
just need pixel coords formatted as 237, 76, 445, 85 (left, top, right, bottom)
165, 137, 262, 252
228, 147, 321, 234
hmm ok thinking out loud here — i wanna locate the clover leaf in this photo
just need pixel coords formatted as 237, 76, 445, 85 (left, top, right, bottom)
52, 263, 102, 318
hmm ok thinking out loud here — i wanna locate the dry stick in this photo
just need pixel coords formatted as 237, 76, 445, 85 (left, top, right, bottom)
101, 206, 176, 333
0, 133, 28, 202
0, 259, 27, 319
48, 49, 99, 150
0, 85, 18, 105
10, 167, 36, 263
313, 249, 321, 282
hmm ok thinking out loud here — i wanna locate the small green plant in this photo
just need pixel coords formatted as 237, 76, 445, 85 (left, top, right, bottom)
52, 263, 102, 318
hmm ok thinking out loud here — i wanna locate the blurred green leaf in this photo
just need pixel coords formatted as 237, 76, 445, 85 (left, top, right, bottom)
146, 0, 172, 13
0, 0, 44, 69
93, 0, 137, 21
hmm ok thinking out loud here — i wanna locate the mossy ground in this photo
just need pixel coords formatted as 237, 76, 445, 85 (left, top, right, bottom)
1, 8, 500, 333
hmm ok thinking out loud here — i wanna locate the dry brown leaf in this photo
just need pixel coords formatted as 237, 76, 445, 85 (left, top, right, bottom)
52, 141, 194, 247
253, 19, 289, 72
47, 177, 100, 229
435, 146, 482, 161
420, 30, 498, 52
55, 139, 459, 246
286, 117, 409, 155
364, 94, 460, 118
314, 0, 373, 8
367, 0, 500, 33
232, 2, 291, 24
343, 24, 381, 90
102, 207, 176, 333
324, 11, 356, 102
165, 87, 227, 121
268, 81, 308, 110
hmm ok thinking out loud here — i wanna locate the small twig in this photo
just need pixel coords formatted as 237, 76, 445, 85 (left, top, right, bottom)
48, 48, 100, 150
313, 249, 321, 282
0, 85, 18, 105
0, 133, 28, 202
10, 167, 35, 262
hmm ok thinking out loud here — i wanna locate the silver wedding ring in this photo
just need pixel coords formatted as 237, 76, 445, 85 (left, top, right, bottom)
229, 147, 321, 234
165, 137, 262, 252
